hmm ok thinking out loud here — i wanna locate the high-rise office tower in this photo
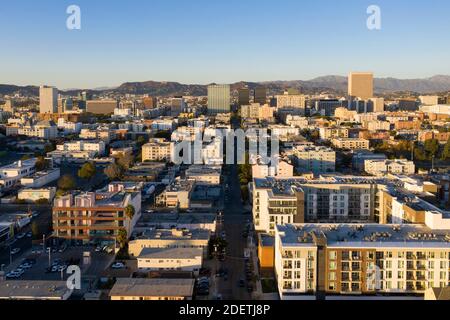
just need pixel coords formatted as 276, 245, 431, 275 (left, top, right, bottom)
238, 87, 250, 106
39, 85, 58, 114
253, 87, 267, 104
348, 72, 374, 100
207, 84, 230, 114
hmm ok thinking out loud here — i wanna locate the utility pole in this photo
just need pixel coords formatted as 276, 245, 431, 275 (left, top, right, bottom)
47, 247, 51, 268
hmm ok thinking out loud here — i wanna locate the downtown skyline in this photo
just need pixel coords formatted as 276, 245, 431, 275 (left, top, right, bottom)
1, 0, 450, 88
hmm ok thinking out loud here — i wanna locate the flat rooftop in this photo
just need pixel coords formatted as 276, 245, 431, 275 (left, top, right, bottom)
253, 176, 393, 196
137, 228, 210, 241
277, 224, 450, 249
141, 212, 216, 225
259, 233, 275, 247
138, 247, 203, 259
0, 158, 36, 170
109, 278, 194, 298
0, 281, 73, 300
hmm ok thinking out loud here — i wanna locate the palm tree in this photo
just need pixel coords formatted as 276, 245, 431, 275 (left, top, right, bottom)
117, 228, 128, 249
124, 205, 135, 220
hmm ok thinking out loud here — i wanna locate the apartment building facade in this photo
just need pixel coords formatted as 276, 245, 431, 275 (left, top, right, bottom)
252, 177, 378, 234
275, 224, 450, 299
142, 139, 174, 162
293, 145, 336, 174
365, 159, 415, 176
52, 190, 141, 243
332, 138, 370, 150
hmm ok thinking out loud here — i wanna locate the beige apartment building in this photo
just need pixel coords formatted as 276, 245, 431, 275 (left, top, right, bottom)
332, 138, 370, 150
142, 139, 174, 162
240, 103, 275, 121
276, 92, 306, 109
293, 145, 336, 174
364, 159, 415, 176
52, 189, 141, 243
275, 224, 450, 299
348, 72, 374, 100
252, 177, 378, 234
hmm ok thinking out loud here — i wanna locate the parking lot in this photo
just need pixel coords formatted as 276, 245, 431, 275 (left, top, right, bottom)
3, 246, 115, 287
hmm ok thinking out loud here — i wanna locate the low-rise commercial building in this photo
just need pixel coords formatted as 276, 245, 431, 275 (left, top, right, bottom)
185, 165, 221, 185
20, 168, 60, 188
0, 281, 73, 300
129, 228, 210, 257
0, 158, 36, 192
18, 187, 56, 203
365, 159, 415, 176
137, 247, 203, 275
109, 278, 194, 300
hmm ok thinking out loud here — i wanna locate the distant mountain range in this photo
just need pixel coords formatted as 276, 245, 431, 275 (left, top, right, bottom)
2, 75, 450, 97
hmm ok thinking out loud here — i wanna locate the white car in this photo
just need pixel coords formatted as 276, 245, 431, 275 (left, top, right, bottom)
111, 262, 125, 269
11, 248, 21, 255
6, 272, 20, 279
58, 265, 67, 272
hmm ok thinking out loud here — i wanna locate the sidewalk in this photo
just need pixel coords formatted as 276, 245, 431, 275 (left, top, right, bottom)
248, 231, 263, 300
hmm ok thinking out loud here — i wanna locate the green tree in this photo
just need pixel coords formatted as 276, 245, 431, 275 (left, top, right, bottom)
31, 222, 40, 240
58, 174, 76, 191
136, 136, 147, 147
104, 163, 123, 180
414, 148, 428, 161
154, 131, 171, 140
117, 228, 128, 249
35, 156, 50, 171
240, 185, 249, 202
124, 204, 135, 220
116, 153, 134, 170
441, 138, 450, 160
44, 144, 55, 154
424, 139, 440, 157
78, 162, 96, 180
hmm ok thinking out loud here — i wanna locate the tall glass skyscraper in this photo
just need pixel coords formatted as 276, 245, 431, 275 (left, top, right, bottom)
207, 84, 231, 114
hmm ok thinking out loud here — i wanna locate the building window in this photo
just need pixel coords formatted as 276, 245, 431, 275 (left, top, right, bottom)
329, 251, 337, 260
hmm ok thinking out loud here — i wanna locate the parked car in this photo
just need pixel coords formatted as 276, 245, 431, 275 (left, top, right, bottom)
16, 233, 25, 239
111, 262, 125, 269
11, 248, 21, 255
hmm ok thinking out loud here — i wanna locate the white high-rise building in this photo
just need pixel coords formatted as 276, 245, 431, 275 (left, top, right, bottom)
39, 86, 58, 114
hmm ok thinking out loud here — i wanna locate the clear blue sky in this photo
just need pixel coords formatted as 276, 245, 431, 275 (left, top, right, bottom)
1, 0, 449, 89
